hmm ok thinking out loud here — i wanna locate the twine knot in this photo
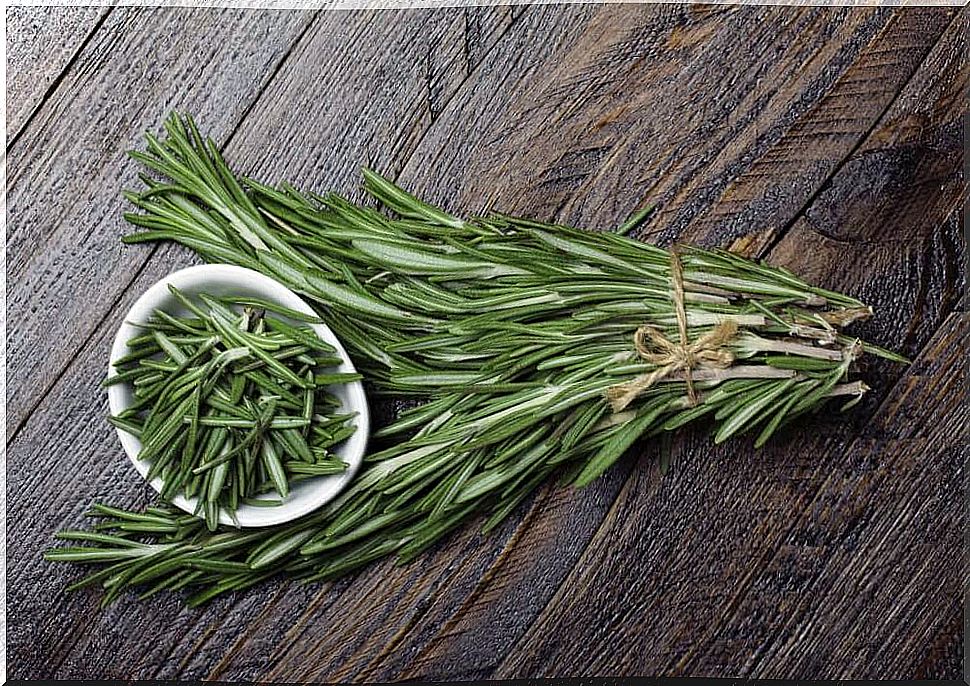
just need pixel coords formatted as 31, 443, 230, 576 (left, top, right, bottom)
606, 250, 740, 413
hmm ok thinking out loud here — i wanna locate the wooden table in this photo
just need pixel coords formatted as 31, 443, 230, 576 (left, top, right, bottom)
6, 4, 966, 681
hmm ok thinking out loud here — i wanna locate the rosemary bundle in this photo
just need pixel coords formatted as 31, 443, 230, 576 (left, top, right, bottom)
45, 114, 903, 606
105, 286, 360, 529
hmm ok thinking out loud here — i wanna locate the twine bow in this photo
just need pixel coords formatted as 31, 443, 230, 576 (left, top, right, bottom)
606, 250, 739, 413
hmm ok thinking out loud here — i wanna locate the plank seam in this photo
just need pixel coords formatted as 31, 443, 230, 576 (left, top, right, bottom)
673, 312, 965, 677
6, 241, 158, 448
223, 10, 323, 155
388, 5, 527, 185
11, 9, 325, 677
490, 14, 962, 673
369, 483, 558, 681
5, 9, 322, 452
488, 458, 644, 678
5, 5, 115, 153
756, 10, 960, 261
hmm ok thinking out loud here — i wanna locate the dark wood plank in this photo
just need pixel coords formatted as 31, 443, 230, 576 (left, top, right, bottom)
767, 3, 966, 362
347, 7, 959, 682
4, 7, 318, 680
674, 5, 962, 252
5, 5, 111, 140
699, 315, 966, 680
5, 6, 524, 681
4, 6, 316, 435
685, 17, 968, 667
494, 315, 966, 679
161, 8, 529, 681
7, 4, 964, 683
492, 14, 966, 678
396, 6, 955, 238
192, 8, 613, 684
211, 7, 518, 197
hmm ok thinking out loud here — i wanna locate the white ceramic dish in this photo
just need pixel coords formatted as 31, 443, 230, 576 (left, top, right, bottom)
107, 264, 369, 527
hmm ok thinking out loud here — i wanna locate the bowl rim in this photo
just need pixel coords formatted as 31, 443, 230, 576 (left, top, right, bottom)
107, 263, 369, 527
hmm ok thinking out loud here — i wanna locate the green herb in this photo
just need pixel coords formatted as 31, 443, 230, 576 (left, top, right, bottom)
105, 285, 357, 529
46, 113, 904, 605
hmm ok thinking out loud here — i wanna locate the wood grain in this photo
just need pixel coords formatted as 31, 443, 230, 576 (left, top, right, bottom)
4, 6, 318, 679
150, 7, 527, 682
744, 315, 965, 680
674, 6, 961, 251
5, 5, 526, 681
351, 6, 961, 681
5, 7, 317, 435
5, 5, 964, 682
396, 6, 955, 238
494, 310, 965, 679
5, 5, 111, 141
490, 14, 965, 677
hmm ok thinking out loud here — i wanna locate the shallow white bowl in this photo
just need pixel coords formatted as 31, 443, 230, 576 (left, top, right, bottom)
107, 264, 369, 527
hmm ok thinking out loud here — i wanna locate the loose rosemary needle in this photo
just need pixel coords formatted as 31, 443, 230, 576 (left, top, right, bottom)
45, 113, 904, 606
105, 286, 360, 530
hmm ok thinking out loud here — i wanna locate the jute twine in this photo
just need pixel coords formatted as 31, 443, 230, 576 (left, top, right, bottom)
606, 250, 740, 413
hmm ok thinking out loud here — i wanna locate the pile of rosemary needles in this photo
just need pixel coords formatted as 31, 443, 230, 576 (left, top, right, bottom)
44, 113, 905, 606
106, 286, 360, 529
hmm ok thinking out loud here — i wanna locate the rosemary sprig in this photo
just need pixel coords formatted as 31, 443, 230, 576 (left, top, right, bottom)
45, 113, 902, 605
